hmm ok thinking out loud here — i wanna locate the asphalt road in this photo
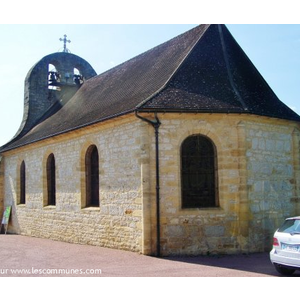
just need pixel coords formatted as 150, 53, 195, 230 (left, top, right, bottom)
0, 234, 299, 277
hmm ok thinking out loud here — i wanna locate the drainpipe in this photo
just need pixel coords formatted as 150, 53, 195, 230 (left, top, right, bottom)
135, 111, 161, 257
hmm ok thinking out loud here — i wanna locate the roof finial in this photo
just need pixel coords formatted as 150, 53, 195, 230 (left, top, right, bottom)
59, 34, 71, 53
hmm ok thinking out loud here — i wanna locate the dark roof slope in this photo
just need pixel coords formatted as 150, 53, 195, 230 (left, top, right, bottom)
1, 24, 299, 152
141, 25, 299, 120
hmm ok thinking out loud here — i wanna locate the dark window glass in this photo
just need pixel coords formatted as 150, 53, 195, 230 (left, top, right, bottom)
47, 154, 56, 206
85, 145, 99, 207
181, 135, 218, 208
20, 161, 26, 205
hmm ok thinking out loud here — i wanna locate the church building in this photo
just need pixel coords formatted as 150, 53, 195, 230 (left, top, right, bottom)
0, 24, 299, 256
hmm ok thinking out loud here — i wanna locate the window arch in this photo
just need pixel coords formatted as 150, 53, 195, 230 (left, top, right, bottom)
73, 67, 80, 75
46, 153, 56, 206
19, 161, 26, 205
85, 145, 99, 207
181, 135, 218, 208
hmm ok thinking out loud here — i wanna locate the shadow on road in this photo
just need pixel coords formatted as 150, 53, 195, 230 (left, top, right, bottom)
165, 252, 300, 277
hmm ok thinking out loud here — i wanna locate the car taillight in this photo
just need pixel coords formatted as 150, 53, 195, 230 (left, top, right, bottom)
273, 237, 279, 246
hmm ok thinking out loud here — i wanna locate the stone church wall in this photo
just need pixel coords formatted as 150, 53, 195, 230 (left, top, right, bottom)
3, 116, 144, 252
245, 122, 300, 251
2, 112, 300, 256
152, 113, 300, 256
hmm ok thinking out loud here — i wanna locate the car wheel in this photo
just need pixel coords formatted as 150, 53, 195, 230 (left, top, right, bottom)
274, 264, 295, 276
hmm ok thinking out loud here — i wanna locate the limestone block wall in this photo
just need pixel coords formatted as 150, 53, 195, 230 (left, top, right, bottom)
2, 112, 300, 256
147, 113, 300, 256
3, 116, 144, 253
245, 122, 300, 251
145, 113, 246, 256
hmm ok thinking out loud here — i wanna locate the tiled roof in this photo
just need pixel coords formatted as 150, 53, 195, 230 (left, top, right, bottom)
1, 24, 299, 152
140, 25, 299, 121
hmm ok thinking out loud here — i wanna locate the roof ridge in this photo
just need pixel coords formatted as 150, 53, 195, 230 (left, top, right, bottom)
217, 24, 248, 111
136, 24, 211, 110
86, 25, 205, 85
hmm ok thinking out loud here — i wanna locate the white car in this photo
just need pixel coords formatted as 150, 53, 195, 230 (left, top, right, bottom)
270, 216, 300, 275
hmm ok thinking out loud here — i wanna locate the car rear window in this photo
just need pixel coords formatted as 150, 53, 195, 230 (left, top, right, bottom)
278, 219, 300, 233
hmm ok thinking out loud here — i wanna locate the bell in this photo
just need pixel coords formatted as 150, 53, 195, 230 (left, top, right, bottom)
48, 71, 60, 86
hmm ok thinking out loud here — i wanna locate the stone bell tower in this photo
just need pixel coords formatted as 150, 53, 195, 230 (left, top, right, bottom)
15, 35, 97, 138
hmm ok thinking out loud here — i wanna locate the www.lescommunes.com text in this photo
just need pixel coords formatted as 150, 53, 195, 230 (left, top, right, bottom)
1, 268, 102, 275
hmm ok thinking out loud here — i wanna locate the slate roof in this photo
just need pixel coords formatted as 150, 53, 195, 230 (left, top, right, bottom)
1, 24, 299, 152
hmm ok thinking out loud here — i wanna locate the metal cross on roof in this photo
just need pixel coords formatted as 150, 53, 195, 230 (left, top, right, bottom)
59, 34, 71, 53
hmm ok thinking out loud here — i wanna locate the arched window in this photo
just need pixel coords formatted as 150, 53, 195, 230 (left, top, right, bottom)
73, 67, 80, 75
85, 145, 99, 207
46, 154, 56, 206
181, 135, 218, 208
20, 161, 26, 205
